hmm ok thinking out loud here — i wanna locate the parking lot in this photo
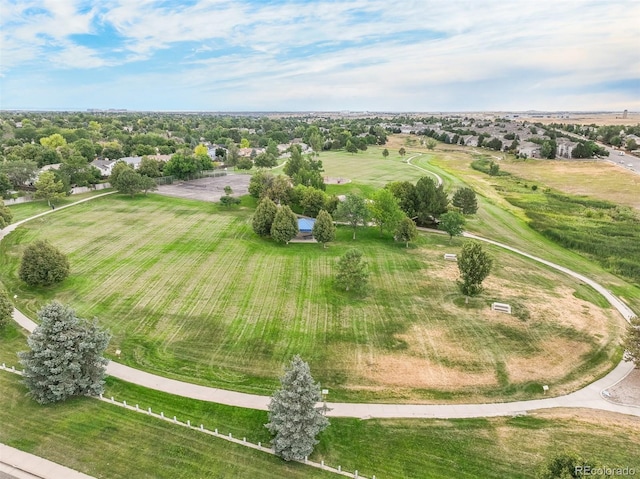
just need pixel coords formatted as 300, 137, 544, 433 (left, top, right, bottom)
156, 173, 251, 202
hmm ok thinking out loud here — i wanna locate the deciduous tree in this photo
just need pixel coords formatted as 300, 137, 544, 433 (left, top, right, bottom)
457, 241, 492, 300
438, 211, 466, 241
18, 302, 110, 404
382, 148, 389, 159
312, 209, 335, 248
336, 248, 369, 293
336, 194, 368, 240
0, 288, 12, 328
624, 317, 640, 366
425, 138, 437, 150
395, 216, 418, 247
0, 199, 13, 229
19, 240, 70, 287
34, 171, 67, 207
265, 355, 329, 461
270, 205, 299, 244
114, 169, 144, 197
370, 188, 404, 236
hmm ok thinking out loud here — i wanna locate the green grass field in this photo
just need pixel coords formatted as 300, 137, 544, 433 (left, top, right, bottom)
1, 372, 638, 479
0, 193, 623, 402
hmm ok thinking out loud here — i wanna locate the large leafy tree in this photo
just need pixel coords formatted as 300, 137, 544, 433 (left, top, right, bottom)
438, 211, 466, 241
395, 216, 418, 248
336, 194, 368, 240
270, 205, 299, 244
0, 287, 12, 328
265, 355, 329, 461
451, 187, 478, 215
114, 169, 145, 197
18, 302, 110, 404
34, 171, 67, 207
0, 160, 38, 188
415, 176, 448, 224
370, 188, 404, 236
336, 248, 369, 293
457, 241, 492, 299
252, 197, 278, 236
19, 240, 70, 287
386, 181, 418, 218
312, 209, 335, 248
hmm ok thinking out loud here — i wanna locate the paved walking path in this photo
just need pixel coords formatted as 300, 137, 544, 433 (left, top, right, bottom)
4, 192, 640, 419
406, 153, 444, 186
0, 443, 96, 479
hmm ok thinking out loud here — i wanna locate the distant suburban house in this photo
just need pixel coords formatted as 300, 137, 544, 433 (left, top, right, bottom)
91, 159, 117, 177
556, 138, 578, 158
517, 142, 540, 158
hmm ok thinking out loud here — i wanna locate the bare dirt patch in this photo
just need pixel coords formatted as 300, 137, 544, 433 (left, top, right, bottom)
324, 177, 352, 185
356, 353, 498, 389
156, 174, 251, 202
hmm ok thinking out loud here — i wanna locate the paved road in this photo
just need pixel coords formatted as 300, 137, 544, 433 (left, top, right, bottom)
4, 191, 639, 419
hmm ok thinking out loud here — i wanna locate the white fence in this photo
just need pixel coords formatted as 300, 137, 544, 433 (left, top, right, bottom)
0, 364, 376, 479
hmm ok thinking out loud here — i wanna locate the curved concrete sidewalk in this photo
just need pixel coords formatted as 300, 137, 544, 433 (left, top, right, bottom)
10, 308, 640, 418
406, 153, 444, 186
0, 443, 96, 479
5, 192, 640, 419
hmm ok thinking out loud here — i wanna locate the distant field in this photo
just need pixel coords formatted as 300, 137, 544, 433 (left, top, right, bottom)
0, 194, 623, 402
497, 159, 640, 211
517, 112, 640, 126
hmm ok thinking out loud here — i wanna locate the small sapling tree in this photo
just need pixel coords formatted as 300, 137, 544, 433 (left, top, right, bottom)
457, 241, 492, 302
336, 248, 369, 293
395, 216, 418, 247
438, 211, 466, 241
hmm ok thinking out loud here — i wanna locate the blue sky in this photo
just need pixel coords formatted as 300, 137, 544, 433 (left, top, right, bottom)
1, 0, 638, 111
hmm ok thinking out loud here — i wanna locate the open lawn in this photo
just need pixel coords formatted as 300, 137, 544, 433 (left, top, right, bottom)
0, 194, 624, 402
317, 148, 426, 188
6, 189, 114, 223
0, 372, 638, 479
406, 142, 640, 314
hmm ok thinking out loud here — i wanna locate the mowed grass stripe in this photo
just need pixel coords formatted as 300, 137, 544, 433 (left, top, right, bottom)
1, 194, 623, 401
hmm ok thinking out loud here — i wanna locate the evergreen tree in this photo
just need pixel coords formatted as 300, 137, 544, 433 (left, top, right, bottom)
270, 206, 299, 244
18, 302, 110, 404
395, 216, 418, 247
252, 197, 278, 236
265, 355, 329, 461
19, 240, 70, 287
457, 241, 493, 299
312, 209, 335, 248
438, 211, 466, 241
0, 288, 12, 328
451, 187, 478, 215
336, 248, 369, 293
